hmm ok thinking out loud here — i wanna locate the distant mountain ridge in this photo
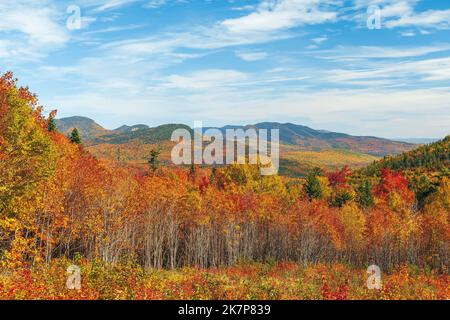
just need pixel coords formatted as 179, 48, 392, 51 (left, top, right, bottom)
56, 116, 415, 157
205, 122, 414, 156
394, 138, 441, 144
55, 116, 108, 139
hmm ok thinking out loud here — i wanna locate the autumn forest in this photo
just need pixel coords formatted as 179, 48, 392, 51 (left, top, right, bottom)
0, 72, 449, 300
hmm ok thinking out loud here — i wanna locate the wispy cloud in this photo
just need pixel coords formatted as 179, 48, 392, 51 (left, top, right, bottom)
386, 9, 450, 29
312, 35, 328, 44
316, 44, 450, 60
0, 1, 68, 45
164, 69, 249, 90
92, 0, 139, 12
145, 0, 167, 9
221, 0, 340, 34
353, 0, 450, 30
325, 56, 450, 86
236, 51, 268, 61
0, 0, 70, 62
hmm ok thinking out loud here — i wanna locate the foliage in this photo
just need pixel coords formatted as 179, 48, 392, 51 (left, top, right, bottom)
69, 128, 82, 144
0, 72, 448, 300
0, 261, 447, 300
364, 136, 450, 174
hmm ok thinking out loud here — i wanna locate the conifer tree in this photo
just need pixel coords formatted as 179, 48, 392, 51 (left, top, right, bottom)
305, 169, 323, 200
48, 111, 58, 132
69, 128, 81, 144
148, 149, 161, 172
357, 180, 374, 208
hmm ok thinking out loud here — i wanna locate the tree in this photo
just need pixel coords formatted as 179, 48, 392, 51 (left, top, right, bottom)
0, 72, 57, 267
69, 128, 81, 144
410, 174, 435, 209
305, 169, 323, 200
48, 110, 58, 132
328, 166, 353, 207
357, 180, 374, 208
332, 190, 353, 208
374, 168, 414, 209
148, 149, 161, 172
327, 166, 350, 188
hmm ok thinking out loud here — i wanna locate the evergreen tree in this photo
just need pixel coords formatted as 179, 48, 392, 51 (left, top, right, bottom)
332, 190, 353, 208
305, 169, 323, 200
357, 180, 374, 208
48, 116, 57, 132
69, 128, 81, 144
148, 149, 161, 172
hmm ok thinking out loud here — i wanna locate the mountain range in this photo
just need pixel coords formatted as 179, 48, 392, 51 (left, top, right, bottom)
56, 116, 417, 176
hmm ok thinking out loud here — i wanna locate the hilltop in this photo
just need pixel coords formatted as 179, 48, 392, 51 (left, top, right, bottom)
55, 116, 108, 140
363, 136, 450, 175
56, 116, 418, 176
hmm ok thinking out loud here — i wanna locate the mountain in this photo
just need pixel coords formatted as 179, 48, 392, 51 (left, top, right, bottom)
56, 117, 192, 145
363, 135, 450, 175
95, 124, 192, 145
113, 124, 150, 134
394, 138, 441, 144
55, 116, 109, 140
56, 117, 418, 176
206, 122, 414, 157
57, 117, 414, 156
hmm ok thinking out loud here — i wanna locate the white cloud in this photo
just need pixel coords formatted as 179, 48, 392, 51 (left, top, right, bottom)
221, 0, 339, 34
0, 1, 68, 46
0, 1, 71, 62
379, 1, 415, 19
145, 0, 167, 8
386, 9, 450, 29
325, 56, 450, 84
317, 44, 450, 60
164, 69, 249, 90
83, 24, 143, 35
399, 31, 415, 37
0, 40, 14, 59
312, 35, 328, 44
94, 0, 138, 12
97, 1, 338, 60
353, 0, 450, 30
236, 51, 268, 61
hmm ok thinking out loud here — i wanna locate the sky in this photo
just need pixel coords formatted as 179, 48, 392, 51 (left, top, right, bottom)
1, 0, 450, 138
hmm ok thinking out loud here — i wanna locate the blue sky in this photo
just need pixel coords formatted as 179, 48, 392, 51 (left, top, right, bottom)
1, 0, 450, 138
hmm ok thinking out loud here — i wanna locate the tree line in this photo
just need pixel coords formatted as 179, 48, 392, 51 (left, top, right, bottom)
1, 72, 448, 272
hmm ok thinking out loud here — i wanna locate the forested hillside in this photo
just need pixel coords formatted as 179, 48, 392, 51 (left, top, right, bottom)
358, 137, 450, 209
364, 137, 450, 174
0, 72, 448, 300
